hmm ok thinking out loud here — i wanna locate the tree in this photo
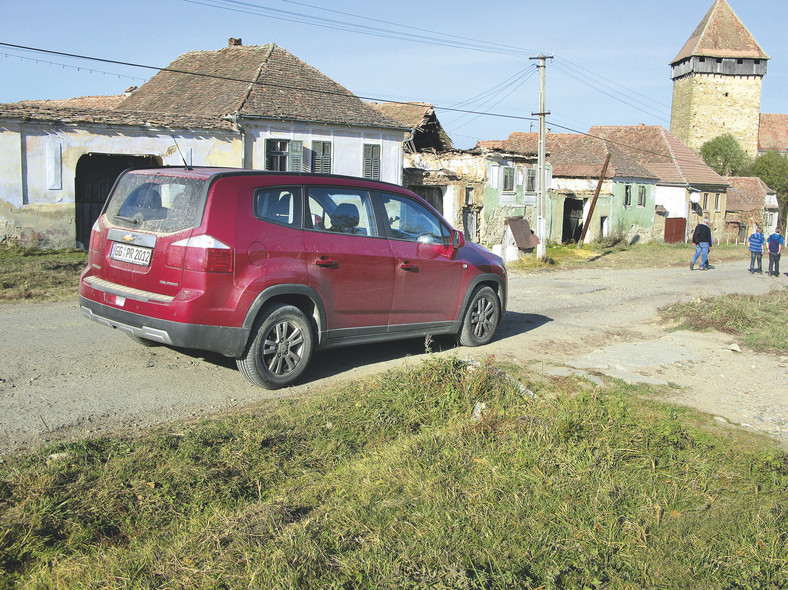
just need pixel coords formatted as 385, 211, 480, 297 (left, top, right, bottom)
700, 134, 752, 176
752, 150, 788, 226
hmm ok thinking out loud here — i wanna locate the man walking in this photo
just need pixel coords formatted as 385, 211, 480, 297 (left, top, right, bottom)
747, 226, 766, 274
766, 226, 784, 277
690, 217, 712, 271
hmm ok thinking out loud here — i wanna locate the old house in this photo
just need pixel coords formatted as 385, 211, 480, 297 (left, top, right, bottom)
371, 101, 541, 247
758, 114, 788, 156
725, 176, 779, 241
0, 41, 407, 248
590, 125, 729, 244
478, 133, 658, 244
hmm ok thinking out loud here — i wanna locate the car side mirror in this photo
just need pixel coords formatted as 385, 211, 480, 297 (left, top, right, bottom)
451, 229, 465, 249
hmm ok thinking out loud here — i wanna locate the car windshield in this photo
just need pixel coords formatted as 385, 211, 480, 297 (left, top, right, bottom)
105, 173, 206, 233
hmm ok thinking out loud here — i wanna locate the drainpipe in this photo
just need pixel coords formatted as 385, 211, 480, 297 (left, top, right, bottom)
225, 114, 249, 168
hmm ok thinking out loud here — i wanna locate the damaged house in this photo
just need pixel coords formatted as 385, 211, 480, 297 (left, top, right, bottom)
478, 132, 659, 244
372, 101, 542, 247
0, 40, 407, 248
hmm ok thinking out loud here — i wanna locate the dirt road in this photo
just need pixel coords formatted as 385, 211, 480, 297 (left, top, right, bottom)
1, 260, 786, 454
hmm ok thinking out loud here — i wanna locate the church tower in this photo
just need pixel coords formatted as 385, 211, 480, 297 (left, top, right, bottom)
670, 0, 769, 157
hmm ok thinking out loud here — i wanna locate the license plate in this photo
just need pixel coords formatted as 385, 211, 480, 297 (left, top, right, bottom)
111, 242, 152, 266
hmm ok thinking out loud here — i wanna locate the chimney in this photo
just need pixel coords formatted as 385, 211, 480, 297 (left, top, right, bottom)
228, 38, 242, 47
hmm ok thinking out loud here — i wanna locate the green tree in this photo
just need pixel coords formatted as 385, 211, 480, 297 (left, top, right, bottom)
752, 150, 788, 226
700, 134, 752, 176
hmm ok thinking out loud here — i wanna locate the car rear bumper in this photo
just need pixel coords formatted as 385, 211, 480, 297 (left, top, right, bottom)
79, 296, 248, 357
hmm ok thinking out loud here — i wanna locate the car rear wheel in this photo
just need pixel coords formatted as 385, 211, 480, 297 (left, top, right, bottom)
458, 286, 500, 347
237, 304, 314, 389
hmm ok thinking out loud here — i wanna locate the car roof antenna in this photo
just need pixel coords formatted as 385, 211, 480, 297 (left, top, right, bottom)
171, 135, 192, 170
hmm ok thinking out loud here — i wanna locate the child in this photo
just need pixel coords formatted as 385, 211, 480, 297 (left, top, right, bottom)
766, 227, 784, 277
747, 226, 765, 274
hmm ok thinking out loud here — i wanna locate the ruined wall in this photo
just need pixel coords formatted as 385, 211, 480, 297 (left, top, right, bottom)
670, 73, 762, 157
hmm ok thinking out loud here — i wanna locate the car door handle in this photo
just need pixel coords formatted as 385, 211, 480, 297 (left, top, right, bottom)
400, 262, 418, 272
314, 257, 338, 268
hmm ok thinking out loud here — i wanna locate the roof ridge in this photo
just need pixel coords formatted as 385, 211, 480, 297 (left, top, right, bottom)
236, 44, 276, 114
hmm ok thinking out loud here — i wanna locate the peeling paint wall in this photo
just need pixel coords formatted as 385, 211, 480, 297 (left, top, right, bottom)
0, 119, 406, 249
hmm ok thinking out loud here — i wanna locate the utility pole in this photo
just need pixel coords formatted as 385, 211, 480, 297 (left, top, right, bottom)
530, 54, 552, 260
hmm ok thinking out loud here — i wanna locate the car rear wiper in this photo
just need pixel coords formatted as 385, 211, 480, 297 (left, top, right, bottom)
115, 215, 141, 225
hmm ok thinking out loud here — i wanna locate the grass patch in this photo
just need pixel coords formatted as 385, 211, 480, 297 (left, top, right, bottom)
0, 247, 87, 303
1, 357, 786, 589
661, 290, 788, 352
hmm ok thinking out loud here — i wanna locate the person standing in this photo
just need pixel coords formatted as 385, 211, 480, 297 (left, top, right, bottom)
766, 226, 784, 277
690, 217, 712, 271
747, 226, 766, 274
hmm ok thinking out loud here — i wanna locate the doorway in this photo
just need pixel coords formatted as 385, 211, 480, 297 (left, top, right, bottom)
562, 198, 584, 243
75, 153, 159, 247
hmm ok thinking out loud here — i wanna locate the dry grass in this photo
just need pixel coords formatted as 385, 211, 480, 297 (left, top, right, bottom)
1, 357, 786, 589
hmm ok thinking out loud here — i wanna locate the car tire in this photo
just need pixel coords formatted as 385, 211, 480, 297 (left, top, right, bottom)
237, 304, 314, 389
458, 286, 500, 347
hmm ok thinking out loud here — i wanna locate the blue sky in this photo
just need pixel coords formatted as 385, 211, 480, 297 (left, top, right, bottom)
1, 0, 785, 149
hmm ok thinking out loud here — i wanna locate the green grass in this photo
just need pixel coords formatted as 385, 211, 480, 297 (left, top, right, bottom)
661, 290, 788, 352
1, 357, 786, 589
0, 247, 87, 303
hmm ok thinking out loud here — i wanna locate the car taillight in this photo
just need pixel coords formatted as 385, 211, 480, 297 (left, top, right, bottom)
167, 235, 233, 273
88, 219, 102, 253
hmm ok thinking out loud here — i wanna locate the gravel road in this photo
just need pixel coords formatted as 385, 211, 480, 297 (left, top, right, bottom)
1, 259, 786, 455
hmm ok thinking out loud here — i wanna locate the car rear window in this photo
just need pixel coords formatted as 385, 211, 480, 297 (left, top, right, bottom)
105, 173, 206, 233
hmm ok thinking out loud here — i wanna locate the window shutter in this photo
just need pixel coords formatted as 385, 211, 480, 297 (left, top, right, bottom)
314, 142, 331, 174
363, 144, 380, 180
288, 140, 303, 172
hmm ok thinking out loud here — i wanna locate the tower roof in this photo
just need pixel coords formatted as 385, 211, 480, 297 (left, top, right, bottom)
671, 0, 769, 64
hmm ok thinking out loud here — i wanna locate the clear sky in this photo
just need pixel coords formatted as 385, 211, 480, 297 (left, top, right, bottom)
0, 0, 785, 149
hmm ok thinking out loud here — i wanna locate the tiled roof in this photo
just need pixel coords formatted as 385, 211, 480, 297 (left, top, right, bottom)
118, 43, 405, 129
725, 176, 775, 211
759, 113, 788, 152
371, 101, 454, 151
477, 132, 657, 180
672, 0, 768, 63
18, 95, 127, 109
590, 125, 728, 188
0, 102, 235, 131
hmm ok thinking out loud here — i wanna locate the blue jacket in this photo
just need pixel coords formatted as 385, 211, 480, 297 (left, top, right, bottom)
767, 233, 784, 253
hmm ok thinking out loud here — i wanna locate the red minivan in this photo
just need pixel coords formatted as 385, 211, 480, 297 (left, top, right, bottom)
79, 167, 507, 388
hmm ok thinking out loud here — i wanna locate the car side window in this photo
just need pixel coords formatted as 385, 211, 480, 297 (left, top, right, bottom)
307, 188, 378, 237
381, 193, 449, 245
255, 187, 302, 227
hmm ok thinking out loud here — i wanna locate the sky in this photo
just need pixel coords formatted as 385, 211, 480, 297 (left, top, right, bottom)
0, 0, 785, 149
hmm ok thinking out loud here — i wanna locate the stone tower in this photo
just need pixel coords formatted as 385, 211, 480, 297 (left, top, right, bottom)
670, 0, 769, 157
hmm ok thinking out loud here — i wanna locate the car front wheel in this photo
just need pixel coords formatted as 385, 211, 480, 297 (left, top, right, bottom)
458, 286, 500, 347
237, 304, 314, 388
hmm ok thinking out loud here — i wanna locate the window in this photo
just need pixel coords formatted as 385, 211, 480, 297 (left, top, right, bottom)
502, 167, 515, 192
363, 144, 381, 180
715, 193, 721, 212
624, 184, 632, 208
526, 168, 537, 192
312, 141, 331, 174
637, 185, 646, 207
703, 193, 709, 210
266, 139, 303, 172
307, 187, 377, 236
255, 187, 302, 227
381, 193, 449, 245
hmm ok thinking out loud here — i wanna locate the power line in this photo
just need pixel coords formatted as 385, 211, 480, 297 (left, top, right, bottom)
185, 0, 535, 56
1, 42, 702, 166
